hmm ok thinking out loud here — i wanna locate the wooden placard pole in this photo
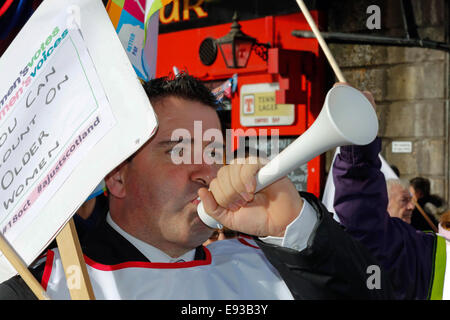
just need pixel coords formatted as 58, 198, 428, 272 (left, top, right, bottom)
0, 216, 96, 300
56, 218, 95, 300
0, 233, 50, 300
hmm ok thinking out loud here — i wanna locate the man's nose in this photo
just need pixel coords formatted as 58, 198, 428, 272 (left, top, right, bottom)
190, 162, 220, 187
407, 200, 415, 210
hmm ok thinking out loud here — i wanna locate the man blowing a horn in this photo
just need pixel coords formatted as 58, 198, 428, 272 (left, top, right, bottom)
0, 73, 393, 300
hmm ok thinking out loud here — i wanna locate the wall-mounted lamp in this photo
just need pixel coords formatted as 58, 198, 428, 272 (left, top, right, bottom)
199, 12, 270, 68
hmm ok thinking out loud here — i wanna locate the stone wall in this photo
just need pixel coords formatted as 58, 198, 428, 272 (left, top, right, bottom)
324, 0, 449, 203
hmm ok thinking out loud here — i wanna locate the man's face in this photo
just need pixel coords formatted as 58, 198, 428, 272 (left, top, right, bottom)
387, 184, 415, 224
110, 96, 223, 255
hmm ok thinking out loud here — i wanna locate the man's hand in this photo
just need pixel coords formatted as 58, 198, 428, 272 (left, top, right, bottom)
198, 157, 303, 237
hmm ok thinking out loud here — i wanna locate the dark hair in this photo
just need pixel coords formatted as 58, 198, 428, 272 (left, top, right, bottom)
410, 177, 430, 196
142, 72, 219, 110
125, 73, 222, 163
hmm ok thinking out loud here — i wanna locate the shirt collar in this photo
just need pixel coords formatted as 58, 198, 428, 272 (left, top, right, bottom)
106, 212, 196, 263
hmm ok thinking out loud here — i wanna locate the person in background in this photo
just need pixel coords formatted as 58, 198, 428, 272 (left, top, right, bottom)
438, 211, 450, 241
409, 177, 442, 232
203, 227, 239, 246
386, 179, 415, 225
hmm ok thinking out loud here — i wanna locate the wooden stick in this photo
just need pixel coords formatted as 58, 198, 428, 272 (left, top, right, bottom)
295, 0, 347, 83
0, 233, 50, 300
411, 198, 439, 233
56, 218, 95, 300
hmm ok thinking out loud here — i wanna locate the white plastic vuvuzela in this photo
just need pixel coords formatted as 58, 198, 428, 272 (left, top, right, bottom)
197, 85, 379, 229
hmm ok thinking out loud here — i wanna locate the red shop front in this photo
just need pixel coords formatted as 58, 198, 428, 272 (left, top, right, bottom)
155, 1, 327, 197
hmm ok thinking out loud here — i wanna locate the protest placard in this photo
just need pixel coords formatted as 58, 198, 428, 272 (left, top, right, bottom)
0, 0, 158, 283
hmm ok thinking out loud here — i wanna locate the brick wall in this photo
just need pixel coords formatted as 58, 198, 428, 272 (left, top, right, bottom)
324, 0, 449, 203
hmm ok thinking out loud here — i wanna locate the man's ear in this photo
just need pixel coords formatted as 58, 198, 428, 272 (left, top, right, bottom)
105, 162, 128, 199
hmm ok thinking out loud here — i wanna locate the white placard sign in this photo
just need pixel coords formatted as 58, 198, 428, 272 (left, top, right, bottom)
0, 26, 115, 243
0, 0, 158, 282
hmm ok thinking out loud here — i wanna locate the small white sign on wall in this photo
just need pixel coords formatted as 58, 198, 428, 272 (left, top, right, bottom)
392, 141, 413, 153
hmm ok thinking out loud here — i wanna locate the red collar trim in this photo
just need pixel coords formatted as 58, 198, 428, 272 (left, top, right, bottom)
238, 237, 260, 249
41, 250, 55, 290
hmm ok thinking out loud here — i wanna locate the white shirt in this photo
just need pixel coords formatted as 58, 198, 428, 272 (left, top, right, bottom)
106, 197, 318, 263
